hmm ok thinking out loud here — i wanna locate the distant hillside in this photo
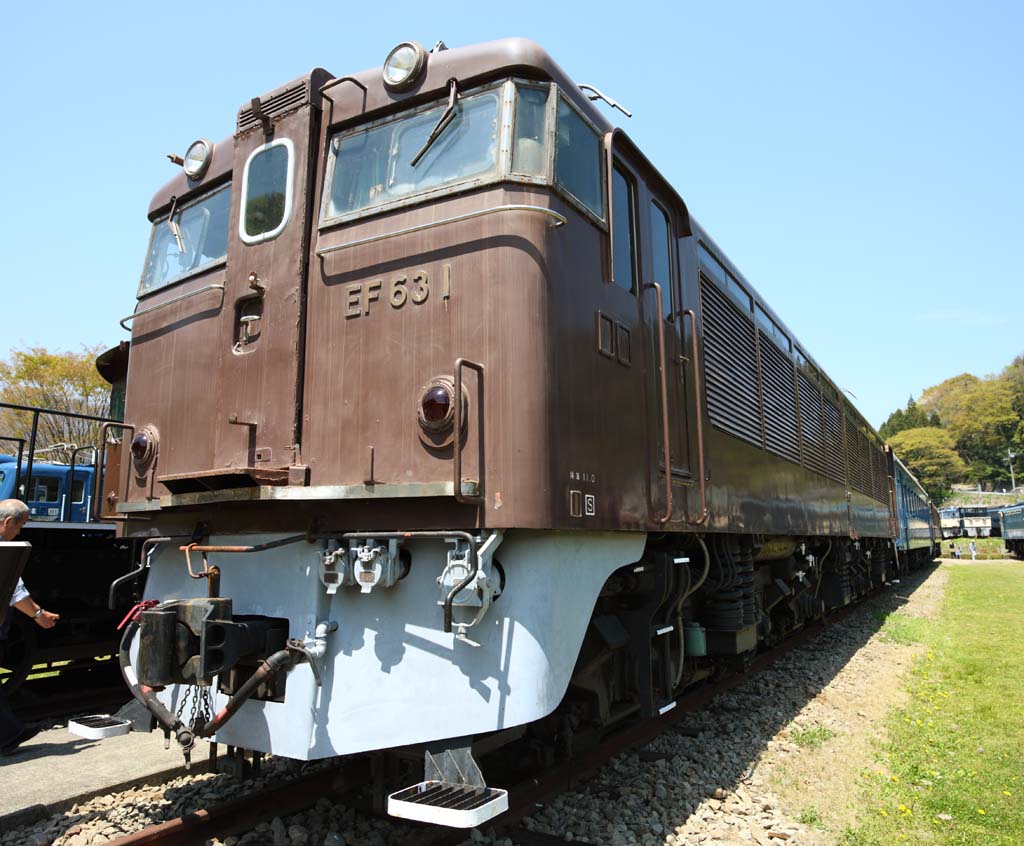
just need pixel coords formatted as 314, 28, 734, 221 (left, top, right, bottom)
880, 353, 1024, 503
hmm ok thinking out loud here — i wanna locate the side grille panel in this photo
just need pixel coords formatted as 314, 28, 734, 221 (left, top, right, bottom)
758, 336, 800, 463
823, 398, 846, 484
797, 374, 828, 476
701, 276, 763, 448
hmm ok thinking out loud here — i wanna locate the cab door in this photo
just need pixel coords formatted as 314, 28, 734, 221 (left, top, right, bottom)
637, 182, 691, 523
643, 192, 690, 479
212, 109, 317, 478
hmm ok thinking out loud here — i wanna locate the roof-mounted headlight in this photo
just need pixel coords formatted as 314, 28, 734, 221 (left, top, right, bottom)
383, 41, 427, 91
182, 138, 214, 180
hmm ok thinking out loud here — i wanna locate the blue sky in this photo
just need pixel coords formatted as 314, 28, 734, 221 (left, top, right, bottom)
1, 0, 1020, 427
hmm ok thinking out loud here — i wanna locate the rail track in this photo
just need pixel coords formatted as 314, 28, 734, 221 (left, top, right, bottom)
97, 599, 865, 846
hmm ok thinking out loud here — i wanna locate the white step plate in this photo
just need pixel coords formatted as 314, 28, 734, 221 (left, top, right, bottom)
68, 714, 132, 740
388, 780, 509, 828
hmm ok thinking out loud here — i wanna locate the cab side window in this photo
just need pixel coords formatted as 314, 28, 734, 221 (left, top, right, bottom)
649, 201, 674, 320
611, 165, 637, 294
240, 139, 294, 244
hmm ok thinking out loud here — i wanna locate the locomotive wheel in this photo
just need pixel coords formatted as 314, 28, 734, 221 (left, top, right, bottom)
0, 616, 38, 695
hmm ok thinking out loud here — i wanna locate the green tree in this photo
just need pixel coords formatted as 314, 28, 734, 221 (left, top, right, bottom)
919, 373, 981, 424
938, 379, 1019, 487
888, 427, 967, 502
879, 396, 940, 439
0, 346, 110, 463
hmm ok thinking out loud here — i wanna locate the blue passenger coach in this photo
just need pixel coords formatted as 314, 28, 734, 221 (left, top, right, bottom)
0, 457, 98, 524
1002, 502, 1024, 558
891, 455, 935, 566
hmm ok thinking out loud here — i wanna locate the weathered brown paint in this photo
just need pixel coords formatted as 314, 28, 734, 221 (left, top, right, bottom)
119, 39, 894, 545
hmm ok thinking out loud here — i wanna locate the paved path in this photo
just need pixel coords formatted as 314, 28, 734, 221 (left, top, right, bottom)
0, 725, 187, 821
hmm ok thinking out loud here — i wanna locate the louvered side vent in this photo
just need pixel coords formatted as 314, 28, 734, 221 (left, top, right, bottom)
701, 276, 763, 447
758, 337, 800, 463
845, 420, 872, 496
238, 82, 309, 132
797, 374, 828, 476
871, 446, 889, 503
823, 398, 846, 484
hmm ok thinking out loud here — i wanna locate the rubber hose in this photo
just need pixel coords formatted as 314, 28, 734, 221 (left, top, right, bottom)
194, 648, 297, 737
118, 620, 188, 740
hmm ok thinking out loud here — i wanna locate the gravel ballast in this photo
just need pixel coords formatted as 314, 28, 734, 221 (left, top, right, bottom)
1, 565, 945, 846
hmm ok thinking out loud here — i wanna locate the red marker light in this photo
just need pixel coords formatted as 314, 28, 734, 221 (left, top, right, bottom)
422, 386, 452, 424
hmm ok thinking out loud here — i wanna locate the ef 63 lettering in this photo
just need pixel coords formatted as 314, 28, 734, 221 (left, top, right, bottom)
345, 265, 451, 318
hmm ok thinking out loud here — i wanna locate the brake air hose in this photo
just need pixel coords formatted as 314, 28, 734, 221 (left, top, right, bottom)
118, 620, 195, 751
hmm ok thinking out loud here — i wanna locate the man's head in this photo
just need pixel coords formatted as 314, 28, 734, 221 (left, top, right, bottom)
0, 499, 29, 541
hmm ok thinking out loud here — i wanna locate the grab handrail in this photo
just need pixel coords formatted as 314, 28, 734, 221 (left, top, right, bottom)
454, 358, 485, 506
315, 205, 565, 257
120, 284, 226, 331
645, 283, 672, 525
93, 422, 134, 522
682, 309, 709, 525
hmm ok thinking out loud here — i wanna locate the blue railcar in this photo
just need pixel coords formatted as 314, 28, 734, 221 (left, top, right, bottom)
1002, 502, 1024, 558
0, 456, 99, 524
891, 454, 935, 567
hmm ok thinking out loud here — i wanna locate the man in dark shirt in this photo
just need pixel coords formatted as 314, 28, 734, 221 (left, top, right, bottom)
1, 498, 59, 755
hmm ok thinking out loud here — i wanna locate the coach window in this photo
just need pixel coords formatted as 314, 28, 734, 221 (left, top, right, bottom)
32, 477, 59, 502
555, 97, 604, 218
611, 165, 637, 293
650, 201, 675, 319
240, 138, 294, 245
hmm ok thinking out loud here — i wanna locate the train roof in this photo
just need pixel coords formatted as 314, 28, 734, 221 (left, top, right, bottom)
0, 457, 95, 474
141, 36, 880, 446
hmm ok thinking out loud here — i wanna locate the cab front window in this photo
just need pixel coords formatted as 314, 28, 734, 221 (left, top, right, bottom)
139, 183, 231, 295
324, 87, 502, 222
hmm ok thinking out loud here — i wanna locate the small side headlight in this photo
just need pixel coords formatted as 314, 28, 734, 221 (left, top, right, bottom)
183, 139, 214, 180
383, 41, 427, 91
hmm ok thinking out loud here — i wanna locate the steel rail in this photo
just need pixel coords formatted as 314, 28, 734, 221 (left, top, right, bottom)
315, 204, 566, 257
103, 760, 369, 846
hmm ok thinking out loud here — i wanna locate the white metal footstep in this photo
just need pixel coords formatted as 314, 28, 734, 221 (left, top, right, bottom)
387, 780, 509, 827
68, 714, 132, 740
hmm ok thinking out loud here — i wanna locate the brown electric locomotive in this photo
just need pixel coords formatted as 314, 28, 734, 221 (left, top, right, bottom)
109, 38, 933, 826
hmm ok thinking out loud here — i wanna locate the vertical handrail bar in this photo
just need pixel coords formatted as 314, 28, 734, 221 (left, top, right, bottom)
23, 411, 40, 506
453, 358, 485, 505
94, 422, 133, 523
67, 445, 99, 523
682, 309, 709, 525
643, 283, 673, 525
0, 437, 26, 500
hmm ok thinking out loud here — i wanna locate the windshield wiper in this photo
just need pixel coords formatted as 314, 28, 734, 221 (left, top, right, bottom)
410, 77, 460, 167
166, 195, 185, 253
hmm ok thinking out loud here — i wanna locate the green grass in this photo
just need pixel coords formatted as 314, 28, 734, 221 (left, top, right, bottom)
791, 725, 836, 749
799, 806, 825, 828
943, 536, 1013, 560
843, 563, 1024, 846
876, 611, 933, 645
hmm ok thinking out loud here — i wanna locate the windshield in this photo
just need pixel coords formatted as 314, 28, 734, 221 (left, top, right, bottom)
324, 88, 501, 221
139, 183, 231, 295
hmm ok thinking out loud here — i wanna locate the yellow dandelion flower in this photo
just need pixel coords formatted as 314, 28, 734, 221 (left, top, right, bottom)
879, 809, 889, 817
891, 776, 899, 783
978, 809, 986, 815
1004, 790, 1012, 797
916, 719, 923, 726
